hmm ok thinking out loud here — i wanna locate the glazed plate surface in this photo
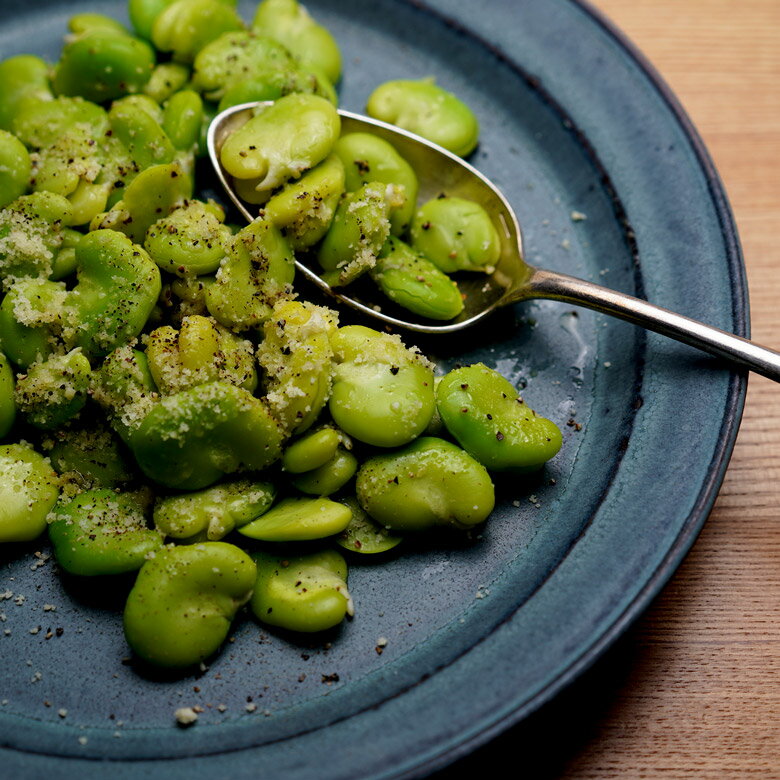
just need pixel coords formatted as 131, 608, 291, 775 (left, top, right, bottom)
0, 0, 746, 777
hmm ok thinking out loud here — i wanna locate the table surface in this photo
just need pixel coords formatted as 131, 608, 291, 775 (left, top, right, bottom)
447, 0, 780, 776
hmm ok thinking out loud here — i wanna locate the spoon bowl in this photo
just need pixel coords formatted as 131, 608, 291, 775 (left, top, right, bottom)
209, 102, 780, 380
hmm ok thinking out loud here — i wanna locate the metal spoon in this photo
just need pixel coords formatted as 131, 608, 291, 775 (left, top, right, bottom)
208, 102, 780, 381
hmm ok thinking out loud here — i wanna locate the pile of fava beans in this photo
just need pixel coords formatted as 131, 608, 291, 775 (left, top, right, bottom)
0, 0, 562, 670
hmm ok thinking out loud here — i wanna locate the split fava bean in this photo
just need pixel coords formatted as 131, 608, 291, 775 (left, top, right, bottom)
282, 427, 341, 474
238, 496, 352, 542
250, 549, 352, 632
437, 363, 562, 472
336, 496, 402, 555
153, 479, 276, 541
0, 443, 60, 543
0, 352, 16, 437
356, 436, 495, 532
48, 489, 164, 576
123, 541, 256, 668
291, 447, 358, 496
0, 130, 31, 209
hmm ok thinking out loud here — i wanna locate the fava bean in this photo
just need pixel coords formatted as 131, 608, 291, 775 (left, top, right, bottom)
436, 363, 562, 472
329, 324, 435, 448
48, 489, 163, 576
410, 195, 500, 273
256, 299, 337, 434
144, 199, 231, 277
123, 541, 256, 667
252, 0, 342, 84
335, 132, 418, 235
14, 348, 91, 429
356, 436, 495, 531
0, 443, 60, 543
130, 381, 284, 489
250, 549, 352, 632
336, 496, 402, 555
238, 496, 352, 541
370, 235, 464, 321
0, 130, 31, 209
152, 0, 244, 64
366, 78, 479, 157
291, 447, 358, 496
154, 479, 276, 541
219, 93, 340, 194
0, 55, 53, 132
0, 352, 16, 437
205, 216, 295, 330
262, 153, 345, 250
281, 426, 340, 474
317, 181, 403, 287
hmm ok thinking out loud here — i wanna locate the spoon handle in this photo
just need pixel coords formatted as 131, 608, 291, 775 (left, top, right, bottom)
524, 268, 780, 381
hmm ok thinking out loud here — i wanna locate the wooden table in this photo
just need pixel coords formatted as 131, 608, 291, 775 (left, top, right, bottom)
447, 1, 780, 776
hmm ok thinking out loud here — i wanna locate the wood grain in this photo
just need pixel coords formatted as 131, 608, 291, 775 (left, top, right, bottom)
441, 1, 780, 776
562, 1, 780, 776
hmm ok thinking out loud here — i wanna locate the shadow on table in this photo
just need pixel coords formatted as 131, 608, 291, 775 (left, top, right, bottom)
432, 623, 649, 778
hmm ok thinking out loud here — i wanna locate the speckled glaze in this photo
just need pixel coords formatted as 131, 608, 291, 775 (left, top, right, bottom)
0, 0, 746, 777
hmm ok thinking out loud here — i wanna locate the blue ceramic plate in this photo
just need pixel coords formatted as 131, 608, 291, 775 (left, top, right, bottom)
0, 0, 746, 777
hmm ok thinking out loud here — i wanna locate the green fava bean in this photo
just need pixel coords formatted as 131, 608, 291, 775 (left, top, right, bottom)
250, 549, 352, 633
68, 13, 130, 36
0, 443, 60, 543
216, 68, 336, 113
123, 541, 256, 668
220, 94, 340, 194
144, 62, 191, 103
68, 230, 161, 359
263, 153, 344, 250
366, 79, 479, 157
410, 195, 501, 274
129, 0, 176, 39
282, 427, 340, 474
252, 0, 341, 84
92, 162, 193, 243
152, 0, 244, 64
356, 437, 495, 532
154, 479, 276, 541
52, 29, 155, 103
0, 278, 68, 369
291, 448, 358, 496
145, 199, 230, 277
15, 349, 91, 429
162, 90, 204, 151
335, 132, 418, 235
436, 364, 562, 472
317, 182, 403, 287
0, 130, 31, 209
329, 325, 435, 448
371, 236, 464, 321
146, 314, 256, 395
256, 300, 337, 434
108, 98, 176, 172
0, 55, 53, 132
238, 496, 351, 542
336, 496, 402, 555
192, 31, 295, 100
48, 489, 163, 576
0, 191, 73, 284
205, 217, 295, 330
47, 424, 133, 489
0, 352, 16, 437
131, 381, 284, 490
